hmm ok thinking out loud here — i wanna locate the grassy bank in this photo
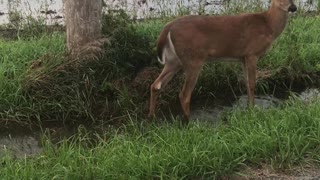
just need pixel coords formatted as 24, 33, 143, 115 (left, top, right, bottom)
0, 34, 65, 126
1, 99, 320, 179
1, 14, 320, 126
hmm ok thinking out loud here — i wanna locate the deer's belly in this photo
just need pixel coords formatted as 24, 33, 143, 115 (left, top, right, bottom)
207, 57, 241, 62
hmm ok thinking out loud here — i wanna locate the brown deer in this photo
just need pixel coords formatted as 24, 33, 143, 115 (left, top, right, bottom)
148, 0, 297, 122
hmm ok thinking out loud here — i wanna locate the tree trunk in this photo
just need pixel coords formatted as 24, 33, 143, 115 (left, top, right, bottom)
64, 0, 103, 56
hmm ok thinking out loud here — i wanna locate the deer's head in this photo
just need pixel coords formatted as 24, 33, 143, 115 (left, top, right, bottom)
274, 0, 297, 12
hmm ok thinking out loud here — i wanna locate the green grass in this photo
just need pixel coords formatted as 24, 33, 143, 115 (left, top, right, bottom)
260, 16, 320, 72
1, 99, 320, 179
0, 34, 65, 125
0, 33, 65, 104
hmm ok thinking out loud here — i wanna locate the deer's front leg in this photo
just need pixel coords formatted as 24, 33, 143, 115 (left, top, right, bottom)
179, 62, 203, 123
242, 56, 258, 107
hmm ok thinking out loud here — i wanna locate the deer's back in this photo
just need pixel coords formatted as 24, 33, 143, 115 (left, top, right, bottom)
161, 13, 273, 60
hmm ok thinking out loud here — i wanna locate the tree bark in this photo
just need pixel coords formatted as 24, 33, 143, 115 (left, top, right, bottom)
64, 0, 103, 56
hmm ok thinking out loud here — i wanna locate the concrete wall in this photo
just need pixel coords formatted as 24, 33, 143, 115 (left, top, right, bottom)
0, 0, 317, 25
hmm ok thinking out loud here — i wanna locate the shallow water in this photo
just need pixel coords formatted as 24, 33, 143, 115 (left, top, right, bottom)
190, 88, 320, 123
190, 94, 282, 123
0, 133, 41, 159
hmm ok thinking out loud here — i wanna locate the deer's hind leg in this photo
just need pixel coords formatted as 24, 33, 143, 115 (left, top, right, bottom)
148, 61, 181, 120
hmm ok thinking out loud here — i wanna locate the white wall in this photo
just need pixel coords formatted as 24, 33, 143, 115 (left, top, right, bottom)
0, 0, 317, 25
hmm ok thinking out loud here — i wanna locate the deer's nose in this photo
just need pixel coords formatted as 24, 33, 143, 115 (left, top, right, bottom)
288, 4, 297, 12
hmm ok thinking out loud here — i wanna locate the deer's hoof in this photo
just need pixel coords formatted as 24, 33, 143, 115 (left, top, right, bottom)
147, 113, 154, 122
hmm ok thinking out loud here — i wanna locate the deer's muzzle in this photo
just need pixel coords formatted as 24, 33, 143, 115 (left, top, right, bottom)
288, 4, 297, 12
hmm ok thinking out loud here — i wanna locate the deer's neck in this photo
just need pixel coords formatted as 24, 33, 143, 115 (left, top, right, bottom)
267, 3, 289, 38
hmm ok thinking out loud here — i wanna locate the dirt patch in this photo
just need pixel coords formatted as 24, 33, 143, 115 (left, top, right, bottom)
131, 66, 161, 93
229, 164, 320, 180
0, 28, 18, 40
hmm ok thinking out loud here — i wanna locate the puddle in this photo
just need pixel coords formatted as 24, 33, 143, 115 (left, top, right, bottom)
235, 95, 282, 109
190, 95, 282, 123
298, 88, 320, 102
0, 127, 75, 159
0, 88, 320, 159
0, 133, 42, 159
190, 88, 320, 123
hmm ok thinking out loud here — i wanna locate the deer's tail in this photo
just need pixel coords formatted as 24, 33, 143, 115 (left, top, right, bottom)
156, 23, 175, 65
